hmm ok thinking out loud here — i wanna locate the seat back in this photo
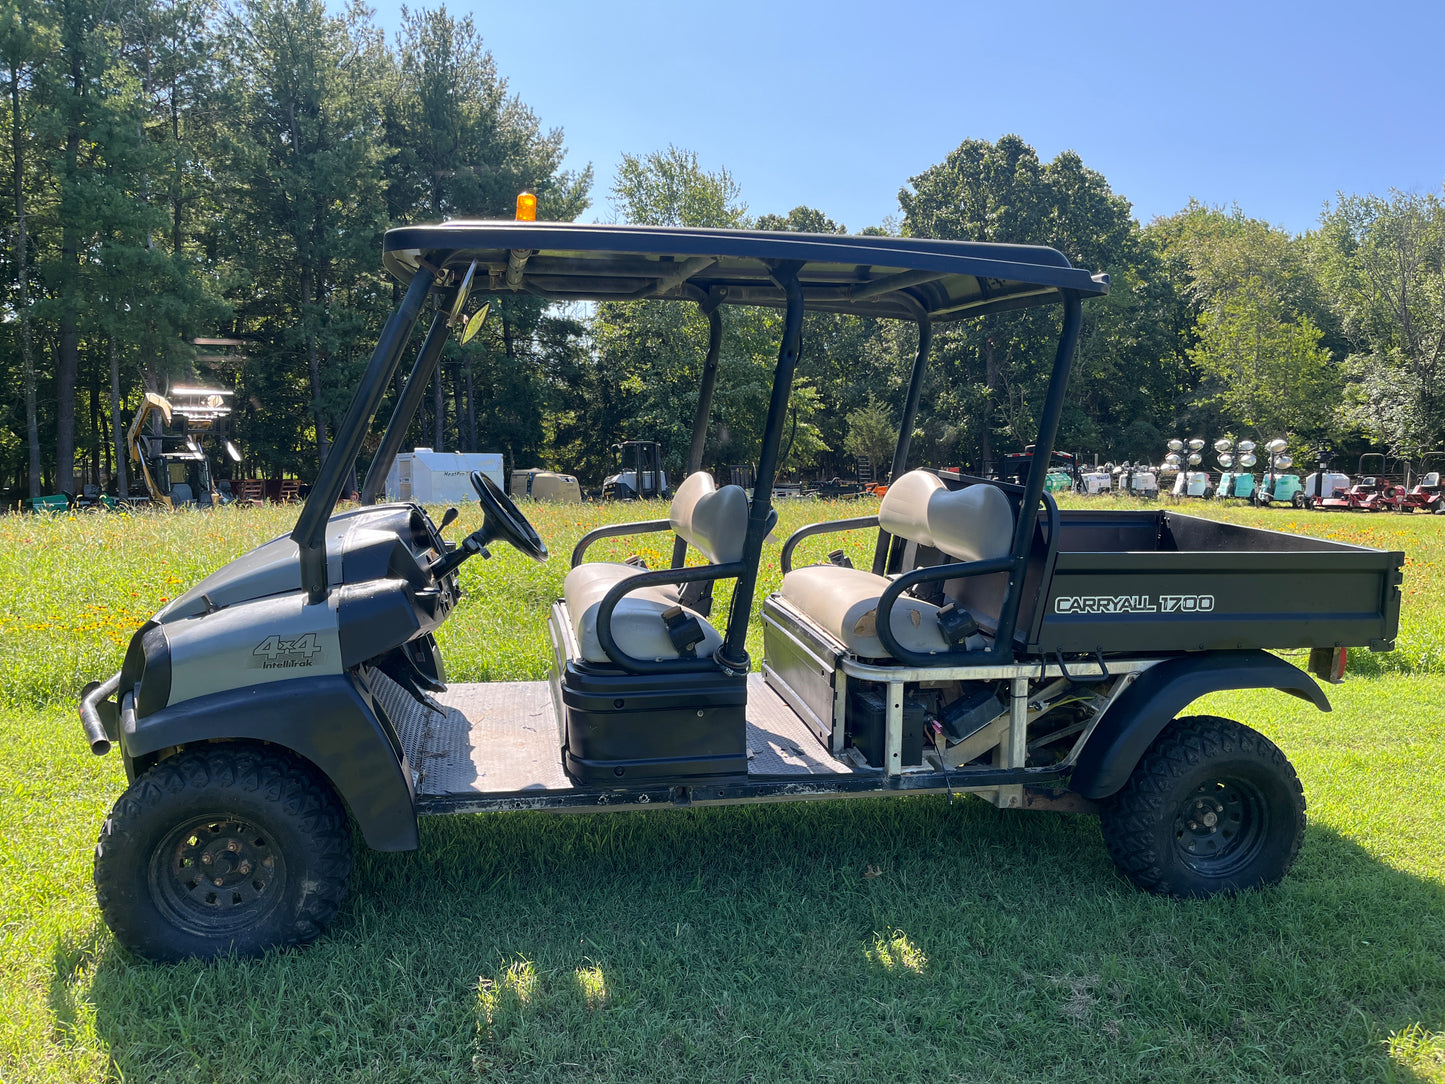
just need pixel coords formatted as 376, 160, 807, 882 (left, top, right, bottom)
170, 482, 193, 505
669, 471, 748, 564
879, 470, 1015, 562
1423, 472, 1440, 487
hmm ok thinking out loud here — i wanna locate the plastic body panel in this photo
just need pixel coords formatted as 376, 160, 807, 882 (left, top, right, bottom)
120, 669, 419, 851
1068, 650, 1329, 799
761, 596, 843, 747
1024, 510, 1403, 655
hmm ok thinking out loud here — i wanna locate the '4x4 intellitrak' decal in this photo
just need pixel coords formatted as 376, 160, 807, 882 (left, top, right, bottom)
250, 632, 324, 669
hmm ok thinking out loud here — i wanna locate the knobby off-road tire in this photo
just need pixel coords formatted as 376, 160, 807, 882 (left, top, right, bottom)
95, 745, 353, 961
1099, 715, 1305, 898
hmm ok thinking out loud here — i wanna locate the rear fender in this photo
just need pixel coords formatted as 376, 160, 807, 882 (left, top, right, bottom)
121, 670, 418, 851
1069, 650, 1329, 800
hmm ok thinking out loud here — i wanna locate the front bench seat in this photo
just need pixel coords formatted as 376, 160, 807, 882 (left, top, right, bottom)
778, 470, 1014, 659
563, 471, 748, 664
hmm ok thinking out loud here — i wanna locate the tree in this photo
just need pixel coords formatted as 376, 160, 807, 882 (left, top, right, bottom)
382, 5, 590, 466
843, 398, 896, 473
899, 135, 1166, 468
0, 0, 55, 495
589, 147, 755, 478
225, 0, 392, 472
1188, 286, 1338, 438
1313, 190, 1445, 456
611, 145, 746, 229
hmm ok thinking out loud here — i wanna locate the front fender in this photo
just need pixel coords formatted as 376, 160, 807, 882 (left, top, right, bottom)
1069, 650, 1329, 800
121, 670, 419, 851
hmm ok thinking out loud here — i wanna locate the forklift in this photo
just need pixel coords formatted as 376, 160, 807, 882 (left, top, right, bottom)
127, 386, 243, 508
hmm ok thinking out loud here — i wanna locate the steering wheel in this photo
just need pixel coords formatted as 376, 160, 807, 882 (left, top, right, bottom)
470, 471, 548, 563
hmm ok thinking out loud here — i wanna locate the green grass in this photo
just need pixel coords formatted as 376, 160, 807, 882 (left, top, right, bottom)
1, 495, 1443, 1082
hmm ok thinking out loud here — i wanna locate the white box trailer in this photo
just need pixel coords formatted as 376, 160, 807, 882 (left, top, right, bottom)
384, 449, 504, 504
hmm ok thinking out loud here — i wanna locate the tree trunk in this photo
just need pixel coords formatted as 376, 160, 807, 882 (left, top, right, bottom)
89, 351, 101, 485
12, 63, 41, 497
56, 57, 83, 498
57, 295, 80, 496
433, 369, 444, 450
110, 336, 129, 498
981, 329, 999, 475
466, 361, 476, 451
301, 264, 329, 467
451, 361, 466, 451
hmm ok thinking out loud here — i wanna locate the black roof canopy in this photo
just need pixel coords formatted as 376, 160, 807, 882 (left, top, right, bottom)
382, 220, 1109, 322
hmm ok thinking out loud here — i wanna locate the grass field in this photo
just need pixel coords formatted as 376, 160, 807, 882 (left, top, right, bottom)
1, 494, 1442, 1082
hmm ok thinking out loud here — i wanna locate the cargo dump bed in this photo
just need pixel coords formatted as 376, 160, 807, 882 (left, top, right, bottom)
1023, 510, 1404, 655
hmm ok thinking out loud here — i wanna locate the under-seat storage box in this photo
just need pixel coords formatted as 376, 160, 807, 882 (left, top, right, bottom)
555, 662, 747, 783
549, 603, 746, 783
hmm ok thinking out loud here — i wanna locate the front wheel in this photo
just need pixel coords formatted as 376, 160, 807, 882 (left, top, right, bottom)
94, 745, 353, 961
1099, 715, 1305, 898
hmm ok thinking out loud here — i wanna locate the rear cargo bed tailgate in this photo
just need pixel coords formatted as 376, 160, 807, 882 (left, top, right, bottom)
1027, 511, 1404, 654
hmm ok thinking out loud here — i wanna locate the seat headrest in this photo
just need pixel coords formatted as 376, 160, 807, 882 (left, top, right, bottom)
879, 469, 1015, 562
878, 470, 943, 543
670, 471, 749, 564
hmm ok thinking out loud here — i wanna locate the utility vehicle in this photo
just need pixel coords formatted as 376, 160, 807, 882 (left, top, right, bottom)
79, 219, 1404, 961
602, 440, 669, 499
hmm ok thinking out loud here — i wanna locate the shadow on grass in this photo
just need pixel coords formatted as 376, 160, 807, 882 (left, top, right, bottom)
68, 797, 1445, 1083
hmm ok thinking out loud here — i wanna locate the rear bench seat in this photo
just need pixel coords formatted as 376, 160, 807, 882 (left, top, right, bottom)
562, 471, 747, 665
779, 470, 1014, 659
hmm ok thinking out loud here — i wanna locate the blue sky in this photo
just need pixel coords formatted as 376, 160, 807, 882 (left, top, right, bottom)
361, 0, 1445, 236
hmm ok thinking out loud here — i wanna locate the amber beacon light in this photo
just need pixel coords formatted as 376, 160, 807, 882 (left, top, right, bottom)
515, 192, 537, 221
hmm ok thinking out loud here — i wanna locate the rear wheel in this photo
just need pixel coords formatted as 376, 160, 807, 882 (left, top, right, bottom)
1099, 715, 1305, 898
94, 745, 352, 961
1291, 492, 1307, 508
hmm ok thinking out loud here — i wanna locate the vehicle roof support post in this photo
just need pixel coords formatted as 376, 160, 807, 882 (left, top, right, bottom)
872, 317, 932, 575
717, 264, 805, 672
674, 306, 724, 570
360, 307, 452, 505
292, 263, 437, 603
986, 290, 1083, 656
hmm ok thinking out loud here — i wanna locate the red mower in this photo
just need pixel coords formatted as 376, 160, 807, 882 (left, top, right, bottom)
1398, 469, 1445, 514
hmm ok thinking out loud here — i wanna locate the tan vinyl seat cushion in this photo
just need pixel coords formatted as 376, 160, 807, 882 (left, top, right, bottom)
779, 565, 949, 658
563, 563, 723, 664
776, 471, 1016, 660
560, 471, 744, 664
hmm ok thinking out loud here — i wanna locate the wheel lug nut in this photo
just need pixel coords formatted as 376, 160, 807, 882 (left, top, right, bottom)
201, 853, 213, 865
213, 877, 225, 887
238, 861, 252, 875
226, 840, 240, 852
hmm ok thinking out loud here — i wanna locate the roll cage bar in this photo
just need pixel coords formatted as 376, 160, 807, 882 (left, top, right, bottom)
294, 220, 1109, 672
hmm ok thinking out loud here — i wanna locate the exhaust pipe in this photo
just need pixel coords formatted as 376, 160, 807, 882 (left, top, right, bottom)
79, 671, 122, 755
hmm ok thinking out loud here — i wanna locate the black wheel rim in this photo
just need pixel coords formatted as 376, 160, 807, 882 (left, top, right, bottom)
1172, 777, 1268, 877
149, 816, 287, 937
